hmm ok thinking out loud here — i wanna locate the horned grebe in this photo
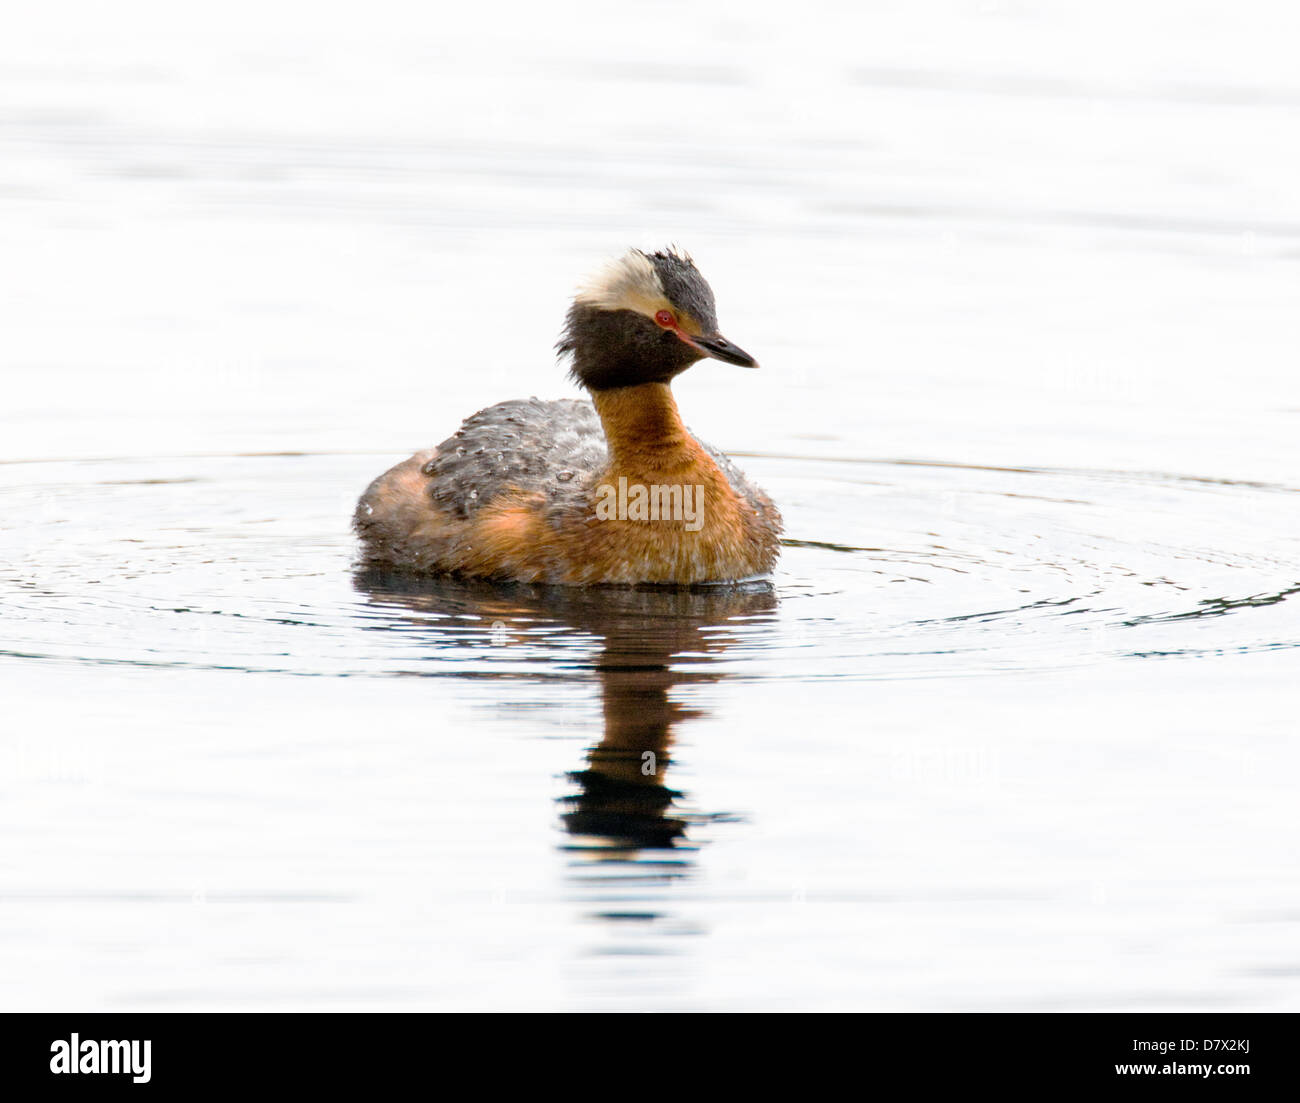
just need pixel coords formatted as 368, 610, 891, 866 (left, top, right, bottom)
353, 248, 782, 584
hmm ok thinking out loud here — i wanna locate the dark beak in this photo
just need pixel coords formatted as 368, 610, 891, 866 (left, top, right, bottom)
690, 333, 759, 368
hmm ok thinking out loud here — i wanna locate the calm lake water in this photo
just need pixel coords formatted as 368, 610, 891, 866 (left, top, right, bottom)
2, 1, 1298, 1011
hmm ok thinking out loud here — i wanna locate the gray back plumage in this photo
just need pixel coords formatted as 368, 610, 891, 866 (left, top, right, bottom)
426, 398, 608, 517
425, 396, 771, 520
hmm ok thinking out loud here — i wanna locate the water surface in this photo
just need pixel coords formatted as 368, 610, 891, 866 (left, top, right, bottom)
2, 1, 1298, 1011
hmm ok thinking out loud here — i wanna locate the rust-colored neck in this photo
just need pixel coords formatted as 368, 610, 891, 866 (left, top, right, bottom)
591, 383, 702, 474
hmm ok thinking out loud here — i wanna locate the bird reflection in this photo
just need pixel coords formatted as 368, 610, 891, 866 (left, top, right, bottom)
352, 570, 777, 867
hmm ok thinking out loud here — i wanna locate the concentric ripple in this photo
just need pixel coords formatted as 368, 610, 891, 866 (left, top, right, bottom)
1, 451, 1295, 682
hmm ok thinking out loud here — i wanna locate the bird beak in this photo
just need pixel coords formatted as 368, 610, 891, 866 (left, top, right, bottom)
687, 333, 759, 368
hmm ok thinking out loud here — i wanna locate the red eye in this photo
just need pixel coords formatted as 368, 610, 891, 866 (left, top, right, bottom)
654, 309, 676, 328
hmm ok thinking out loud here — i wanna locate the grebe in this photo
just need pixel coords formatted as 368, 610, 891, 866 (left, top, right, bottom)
353, 248, 782, 584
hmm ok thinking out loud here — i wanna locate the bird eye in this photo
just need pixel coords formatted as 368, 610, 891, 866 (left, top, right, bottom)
654, 309, 676, 328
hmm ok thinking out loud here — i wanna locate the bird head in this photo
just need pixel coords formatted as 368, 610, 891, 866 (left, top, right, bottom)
558, 247, 757, 391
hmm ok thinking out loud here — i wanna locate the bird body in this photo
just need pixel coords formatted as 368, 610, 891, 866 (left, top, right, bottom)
354, 249, 781, 584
